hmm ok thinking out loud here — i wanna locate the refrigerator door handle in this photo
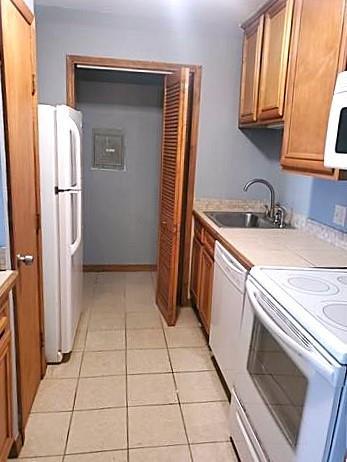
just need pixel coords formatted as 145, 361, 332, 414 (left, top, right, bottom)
67, 117, 82, 190
70, 190, 82, 256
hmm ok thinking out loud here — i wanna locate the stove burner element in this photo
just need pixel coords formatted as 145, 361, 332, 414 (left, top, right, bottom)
323, 303, 347, 328
337, 276, 347, 286
287, 276, 336, 294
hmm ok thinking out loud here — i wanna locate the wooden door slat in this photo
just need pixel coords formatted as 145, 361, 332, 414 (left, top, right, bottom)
156, 68, 190, 326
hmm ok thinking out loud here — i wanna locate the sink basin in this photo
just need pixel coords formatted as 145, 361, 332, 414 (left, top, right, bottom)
205, 211, 280, 229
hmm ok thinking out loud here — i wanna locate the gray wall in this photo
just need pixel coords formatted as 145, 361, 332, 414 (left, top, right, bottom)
77, 79, 163, 265
35, 6, 281, 201
36, 4, 347, 233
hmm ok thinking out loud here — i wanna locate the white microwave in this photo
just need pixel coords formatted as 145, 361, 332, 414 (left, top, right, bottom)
325, 71, 347, 169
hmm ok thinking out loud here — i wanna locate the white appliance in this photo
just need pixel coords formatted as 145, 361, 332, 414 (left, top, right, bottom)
38, 104, 83, 363
325, 71, 347, 169
231, 267, 347, 462
209, 242, 247, 392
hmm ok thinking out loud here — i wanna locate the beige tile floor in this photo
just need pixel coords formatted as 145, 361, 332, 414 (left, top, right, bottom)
14, 272, 238, 461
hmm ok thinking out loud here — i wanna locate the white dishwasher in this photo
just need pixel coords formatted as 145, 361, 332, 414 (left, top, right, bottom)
209, 241, 248, 392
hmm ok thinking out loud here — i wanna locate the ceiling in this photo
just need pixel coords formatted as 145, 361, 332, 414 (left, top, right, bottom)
35, 0, 266, 25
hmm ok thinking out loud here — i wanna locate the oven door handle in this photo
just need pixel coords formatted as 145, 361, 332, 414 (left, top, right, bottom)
248, 287, 341, 386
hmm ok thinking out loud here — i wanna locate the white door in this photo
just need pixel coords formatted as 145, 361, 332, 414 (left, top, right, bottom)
57, 105, 83, 353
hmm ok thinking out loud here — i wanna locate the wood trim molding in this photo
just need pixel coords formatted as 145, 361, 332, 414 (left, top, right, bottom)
30, 18, 47, 378
83, 264, 157, 273
242, 0, 284, 29
180, 67, 202, 305
66, 55, 201, 107
9, 431, 23, 459
9, 0, 33, 24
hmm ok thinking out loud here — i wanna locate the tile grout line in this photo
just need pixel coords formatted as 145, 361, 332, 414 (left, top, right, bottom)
30, 396, 229, 415
160, 309, 194, 462
63, 278, 97, 461
124, 277, 130, 462
62, 273, 97, 460
24, 274, 231, 460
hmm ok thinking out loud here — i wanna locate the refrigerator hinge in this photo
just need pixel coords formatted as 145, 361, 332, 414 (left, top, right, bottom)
32, 74, 36, 96
36, 213, 41, 232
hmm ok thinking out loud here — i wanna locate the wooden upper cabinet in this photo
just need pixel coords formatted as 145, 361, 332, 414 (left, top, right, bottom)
258, 0, 294, 122
239, 15, 264, 124
281, 0, 347, 178
239, 0, 294, 126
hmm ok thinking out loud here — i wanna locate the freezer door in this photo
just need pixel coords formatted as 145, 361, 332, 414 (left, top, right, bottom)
56, 105, 82, 190
58, 189, 83, 354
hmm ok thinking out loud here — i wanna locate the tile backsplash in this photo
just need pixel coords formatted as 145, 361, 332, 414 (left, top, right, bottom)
196, 198, 347, 252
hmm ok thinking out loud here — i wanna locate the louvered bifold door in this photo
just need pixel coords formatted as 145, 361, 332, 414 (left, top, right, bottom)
156, 68, 190, 326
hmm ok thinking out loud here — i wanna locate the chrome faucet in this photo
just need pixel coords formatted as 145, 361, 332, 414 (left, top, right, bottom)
243, 178, 276, 220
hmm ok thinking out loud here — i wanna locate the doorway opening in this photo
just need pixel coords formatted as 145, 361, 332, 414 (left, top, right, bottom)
76, 68, 163, 273
67, 56, 201, 325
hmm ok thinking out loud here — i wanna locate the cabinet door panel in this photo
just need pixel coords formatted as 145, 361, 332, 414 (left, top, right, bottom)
239, 15, 264, 124
199, 249, 214, 333
281, 0, 347, 176
0, 332, 12, 461
191, 236, 202, 305
258, 0, 294, 121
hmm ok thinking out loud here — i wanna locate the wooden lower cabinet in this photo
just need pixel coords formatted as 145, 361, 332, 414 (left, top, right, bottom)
190, 219, 216, 334
199, 249, 214, 332
0, 275, 17, 462
0, 328, 12, 461
191, 237, 202, 306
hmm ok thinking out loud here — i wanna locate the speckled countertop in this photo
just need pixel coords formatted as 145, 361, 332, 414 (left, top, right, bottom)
194, 200, 347, 269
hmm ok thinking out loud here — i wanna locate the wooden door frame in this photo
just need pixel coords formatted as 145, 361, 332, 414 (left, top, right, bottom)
66, 54, 202, 306
0, 0, 46, 448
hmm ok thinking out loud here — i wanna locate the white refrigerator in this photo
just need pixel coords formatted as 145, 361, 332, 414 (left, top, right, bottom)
38, 104, 83, 363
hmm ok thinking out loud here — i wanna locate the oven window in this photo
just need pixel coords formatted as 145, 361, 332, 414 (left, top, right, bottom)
247, 318, 308, 448
335, 108, 347, 154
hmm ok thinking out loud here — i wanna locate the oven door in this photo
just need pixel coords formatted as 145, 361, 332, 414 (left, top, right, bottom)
234, 278, 345, 462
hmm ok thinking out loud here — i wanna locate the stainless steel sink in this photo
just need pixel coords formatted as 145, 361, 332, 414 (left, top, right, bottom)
205, 211, 282, 229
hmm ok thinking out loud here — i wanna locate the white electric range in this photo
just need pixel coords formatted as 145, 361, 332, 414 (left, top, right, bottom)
230, 267, 347, 462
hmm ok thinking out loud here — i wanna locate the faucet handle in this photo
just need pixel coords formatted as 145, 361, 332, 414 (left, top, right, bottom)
274, 204, 287, 228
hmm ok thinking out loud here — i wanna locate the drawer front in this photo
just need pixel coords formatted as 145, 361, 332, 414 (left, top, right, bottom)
203, 230, 216, 257
0, 330, 12, 462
